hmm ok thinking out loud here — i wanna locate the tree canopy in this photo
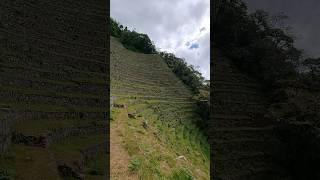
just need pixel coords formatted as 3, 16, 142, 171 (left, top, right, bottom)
110, 18, 156, 54
213, 0, 320, 178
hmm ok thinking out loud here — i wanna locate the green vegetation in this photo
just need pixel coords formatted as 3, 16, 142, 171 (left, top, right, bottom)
0, 167, 15, 180
110, 18, 156, 54
170, 168, 193, 180
159, 52, 206, 94
111, 17, 210, 136
214, 0, 320, 178
111, 36, 209, 179
128, 157, 141, 172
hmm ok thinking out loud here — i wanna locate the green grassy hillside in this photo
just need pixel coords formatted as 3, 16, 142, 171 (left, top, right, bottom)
0, 0, 108, 179
110, 36, 210, 179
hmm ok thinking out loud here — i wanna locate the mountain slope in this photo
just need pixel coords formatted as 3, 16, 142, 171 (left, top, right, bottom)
110, 36, 210, 179
0, 0, 107, 179
211, 48, 288, 179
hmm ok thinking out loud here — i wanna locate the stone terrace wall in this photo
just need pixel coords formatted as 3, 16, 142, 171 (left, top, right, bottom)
211, 48, 288, 179
0, 108, 12, 152
0, 0, 107, 149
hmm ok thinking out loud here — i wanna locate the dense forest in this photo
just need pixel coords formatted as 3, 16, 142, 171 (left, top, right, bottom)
110, 17, 210, 134
213, 0, 320, 179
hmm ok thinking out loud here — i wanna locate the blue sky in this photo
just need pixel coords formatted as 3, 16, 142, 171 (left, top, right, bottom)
111, 0, 210, 79
189, 43, 200, 49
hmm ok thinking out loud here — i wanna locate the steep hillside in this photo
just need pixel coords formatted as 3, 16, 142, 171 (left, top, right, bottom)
110, 36, 210, 179
211, 48, 288, 179
0, 0, 107, 179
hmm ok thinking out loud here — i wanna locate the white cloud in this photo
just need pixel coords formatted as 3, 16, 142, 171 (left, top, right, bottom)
111, 0, 210, 79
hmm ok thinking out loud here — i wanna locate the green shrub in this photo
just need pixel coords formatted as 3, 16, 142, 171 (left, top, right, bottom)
0, 168, 15, 180
120, 31, 156, 54
170, 168, 193, 180
110, 17, 156, 54
128, 157, 141, 172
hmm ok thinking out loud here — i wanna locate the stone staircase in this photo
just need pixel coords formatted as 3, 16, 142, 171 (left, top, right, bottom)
211, 48, 288, 179
0, 0, 107, 179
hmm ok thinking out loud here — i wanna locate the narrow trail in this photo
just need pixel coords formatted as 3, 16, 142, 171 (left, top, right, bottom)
110, 109, 138, 180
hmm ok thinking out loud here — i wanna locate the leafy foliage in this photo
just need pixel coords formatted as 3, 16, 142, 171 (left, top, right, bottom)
110, 18, 156, 54
159, 52, 205, 94
0, 168, 15, 180
128, 157, 141, 172
214, 0, 320, 178
120, 31, 156, 54
159, 52, 210, 134
213, 0, 301, 88
170, 168, 193, 180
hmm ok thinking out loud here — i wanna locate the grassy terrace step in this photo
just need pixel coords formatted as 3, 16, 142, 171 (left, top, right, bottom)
111, 82, 192, 95
112, 93, 191, 100
0, 63, 106, 84
215, 162, 285, 180
124, 102, 197, 113
212, 94, 265, 104
1, 30, 105, 57
0, 56, 107, 76
2, 18, 106, 48
111, 72, 184, 84
13, 118, 106, 135
0, 27, 106, 52
214, 153, 276, 172
0, 145, 61, 179
212, 138, 279, 155
213, 80, 262, 89
2, 20, 105, 44
0, 69, 106, 87
14, 111, 107, 122
213, 88, 264, 96
212, 73, 258, 84
0, 86, 107, 106
0, 52, 107, 77
214, 150, 268, 161
111, 85, 192, 97
111, 89, 191, 99
111, 77, 185, 88
0, 56, 107, 78
112, 62, 175, 75
50, 134, 106, 173
211, 114, 274, 128
0, 101, 107, 113
117, 100, 197, 109
112, 73, 183, 85
0, 75, 107, 96
12, 125, 107, 148
212, 103, 266, 114
2, 0, 106, 22
112, 63, 177, 76
1, 33, 107, 60
111, 76, 187, 89
211, 126, 275, 141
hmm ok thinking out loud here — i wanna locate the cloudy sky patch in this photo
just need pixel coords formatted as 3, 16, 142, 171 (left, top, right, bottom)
111, 0, 210, 79
245, 0, 320, 58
